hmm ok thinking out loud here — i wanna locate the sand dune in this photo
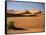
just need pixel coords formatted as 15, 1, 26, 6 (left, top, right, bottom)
7, 14, 45, 33
7, 8, 45, 33
7, 8, 43, 14
7, 9, 26, 14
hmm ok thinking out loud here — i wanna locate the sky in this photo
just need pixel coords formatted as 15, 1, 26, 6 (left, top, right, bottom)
7, 1, 45, 12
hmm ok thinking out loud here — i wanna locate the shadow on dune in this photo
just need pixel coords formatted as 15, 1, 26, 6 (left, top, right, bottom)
7, 10, 42, 17
8, 21, 27, 30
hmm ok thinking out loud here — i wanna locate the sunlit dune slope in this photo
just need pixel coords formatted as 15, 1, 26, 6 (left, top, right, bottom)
7, 8, 44, 15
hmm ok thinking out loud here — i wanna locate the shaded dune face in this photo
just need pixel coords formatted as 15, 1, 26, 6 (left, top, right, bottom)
7, 9, 43, 17
7, 8, 40, 14
7, 8, 41, 14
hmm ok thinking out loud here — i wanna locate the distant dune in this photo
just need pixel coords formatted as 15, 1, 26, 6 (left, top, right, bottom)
7, 8, 43, 14
7, 9, 26, 14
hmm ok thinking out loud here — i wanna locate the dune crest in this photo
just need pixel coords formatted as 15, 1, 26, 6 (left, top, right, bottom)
7, 8, 42, 14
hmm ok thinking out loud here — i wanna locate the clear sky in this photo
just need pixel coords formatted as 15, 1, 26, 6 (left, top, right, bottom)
7, 1, 45, 12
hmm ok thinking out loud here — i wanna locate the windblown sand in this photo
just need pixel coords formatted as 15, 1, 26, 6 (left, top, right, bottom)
7, 14, 45, 33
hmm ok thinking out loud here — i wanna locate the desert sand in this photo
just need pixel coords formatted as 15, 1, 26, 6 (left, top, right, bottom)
7, 8, 45, 33
7, 14, 45, 33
